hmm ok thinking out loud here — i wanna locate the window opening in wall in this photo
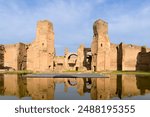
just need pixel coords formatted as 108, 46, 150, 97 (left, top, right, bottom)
94, 66, 96, 71
76, 67, 78, 71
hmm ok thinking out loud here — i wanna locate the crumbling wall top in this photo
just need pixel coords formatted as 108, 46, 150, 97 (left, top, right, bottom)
37, 20, 53, 31
93, 19, 108, 36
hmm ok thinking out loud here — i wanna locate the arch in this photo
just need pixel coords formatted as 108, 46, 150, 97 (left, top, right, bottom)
67, 53, 78, 69
68, 53, 77, 60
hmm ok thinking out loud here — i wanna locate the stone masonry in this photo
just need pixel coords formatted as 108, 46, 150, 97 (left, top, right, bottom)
27, 20, 55, 72
91, 19, 110, 71
4, 43, 27, 70
0, 19, 150, 72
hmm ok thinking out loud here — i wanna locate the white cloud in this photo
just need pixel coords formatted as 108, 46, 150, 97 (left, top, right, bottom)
106, 3, 150, 47
0, 0, 97, 55
0, 0, 150, 55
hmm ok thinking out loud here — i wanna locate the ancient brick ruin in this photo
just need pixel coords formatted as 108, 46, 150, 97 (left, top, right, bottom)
0, 19, 150, 72
27, 20, 54, 72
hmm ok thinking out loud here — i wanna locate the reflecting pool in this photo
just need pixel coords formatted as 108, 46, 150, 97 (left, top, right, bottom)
0, 74, 150, 100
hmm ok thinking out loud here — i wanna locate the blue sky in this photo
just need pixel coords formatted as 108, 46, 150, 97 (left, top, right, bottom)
0, 0, 150, 55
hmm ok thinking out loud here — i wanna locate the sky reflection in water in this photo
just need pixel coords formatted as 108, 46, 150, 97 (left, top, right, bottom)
0, 74, 150, 100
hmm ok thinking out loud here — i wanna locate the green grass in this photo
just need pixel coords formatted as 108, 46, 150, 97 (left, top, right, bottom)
102, 71, 150, 75
63, 70, 80, 73
1, 70, 149, 76
0, 70, 33, 74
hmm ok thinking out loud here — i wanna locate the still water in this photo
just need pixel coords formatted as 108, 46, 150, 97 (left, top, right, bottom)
0, 74, 150, 100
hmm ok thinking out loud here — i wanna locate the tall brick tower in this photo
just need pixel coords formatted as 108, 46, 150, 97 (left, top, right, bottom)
27, 20, 55, 72
91, 19, 110, 71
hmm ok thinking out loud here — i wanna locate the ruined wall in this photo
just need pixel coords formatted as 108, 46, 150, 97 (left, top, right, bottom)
63, 45, 86, 71
136, 47, 150, 71
91, 19, 110, 71
110, 43, 150, 71
90, 19, 150, 72
17, 43, 27, 70
121, 44, 141, 71
64, 48, 77, 71
54, 56, 64, 72
110, 44, 118, 70
76, 45, 85, 71
27, 20, 55, 72
146, 48, 150, 52
91, 35, 97, 70
64, 48, 69, 70
4, 44, 18, 70
83, 48, 92, 70
4, 43, 27, 70
0, 45, 4, 69
1, 19, 150, 72
67, 53, 77, 70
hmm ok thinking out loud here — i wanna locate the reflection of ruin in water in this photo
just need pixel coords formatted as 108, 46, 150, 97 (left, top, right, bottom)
27, 78, 55, 100
0, 74, 4, 95
0, 74, 150, 100
91, 78, 110, 100
0, 74, 27, 98
136, 75, 150, 95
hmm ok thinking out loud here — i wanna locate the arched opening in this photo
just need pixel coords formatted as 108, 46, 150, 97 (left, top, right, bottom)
67, 54, 77, 70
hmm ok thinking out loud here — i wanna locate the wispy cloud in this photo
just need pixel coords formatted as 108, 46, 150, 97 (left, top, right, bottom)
0, 0, 150, 55
107, 1, 150, 46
